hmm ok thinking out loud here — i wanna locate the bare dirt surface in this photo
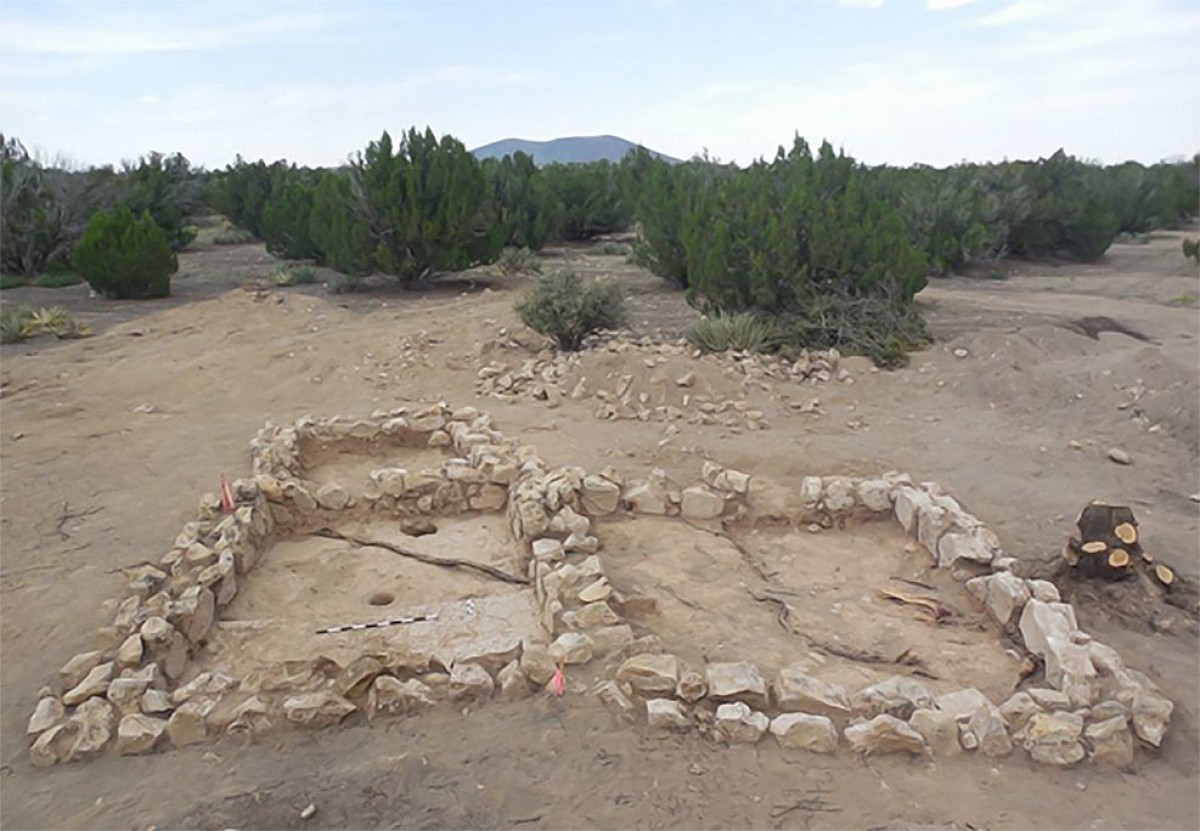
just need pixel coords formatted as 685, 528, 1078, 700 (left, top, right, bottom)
2, 232, 1198, 829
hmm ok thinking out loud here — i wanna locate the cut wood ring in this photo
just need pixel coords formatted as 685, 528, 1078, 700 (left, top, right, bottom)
1108, 548, 1130, 569
1114, 523, 1137, 545
1081, 540, 1108, 555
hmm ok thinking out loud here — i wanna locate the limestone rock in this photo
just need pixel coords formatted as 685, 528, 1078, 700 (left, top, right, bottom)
967, 704, 1013, 757
617, 653, 680, 695
1089, 700, 1129, 724
909, 708, 961, 756
844, 714, 927, 755
581, 475, 621, 515
368, 676, 435, 718
63, 661, 114, 706
1021, 711, 1085, 766
115, 634, 144, 669
999, 692, 1041, 729
283, 691, 356, 728
167, 697, 216, 747
550, 632, 594, 665
107, 676, 156, 715
1018, 600, 1077, 660
965, 572, 1030, 627
65, 697, 115, 761
568, 602, 619, 630
578, 579, 612, 604
769, 713, 838, 753
496, 660, 532, 701
705, 662, 769, 709
28, 696, 64, 737
30, 723, 78, 767
520, 645, 557, 686
335, 656, 384, 698
680, 485, 724, 520
227, 696, 272, 735
532, 538, 565, 562
622, 474, 670, 515
1131, 689, 1172, 747
893, 487, 933, 534
1026, 579, 1061, 603
116, 713, 166, 755
715, 701, 769, 744
775, 666, 850, 717
594, 680, 638, 718
1087, 715, 1134, 767
850, 676, 934, 720
937, 532, 993, 569
172, 585, 216, 645
714, 468, 751, 495
856, 479, 892, 512
676, 671, 708, 703
58, 650, 103, 692
449, 662, 495, 703
141, 688, 172, 715
646, 698, 691, 730
934, 688, 993, 721
588, 624, 635, 657
315, 482, 352, 510
823, 477, 857, 513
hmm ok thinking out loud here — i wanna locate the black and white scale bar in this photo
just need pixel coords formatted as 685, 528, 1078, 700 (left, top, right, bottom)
316, 613, 438, 635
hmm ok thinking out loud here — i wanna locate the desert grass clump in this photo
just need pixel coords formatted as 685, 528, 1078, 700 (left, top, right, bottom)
515, 270, 627, 351
686, 312, 773, 354
0, 306, 33, 343
273, 263, 318, 286
593, 241, 632, 256
326, 272, 364, 294
1183, 238, 1200, 264
0, 275, 30, 290
497, 246, 542, 277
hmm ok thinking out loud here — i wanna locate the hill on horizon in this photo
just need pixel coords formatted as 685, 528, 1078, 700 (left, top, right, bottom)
471, 135, 679, 166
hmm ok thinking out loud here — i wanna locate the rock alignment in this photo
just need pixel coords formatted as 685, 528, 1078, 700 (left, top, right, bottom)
26, 405, 1170, 771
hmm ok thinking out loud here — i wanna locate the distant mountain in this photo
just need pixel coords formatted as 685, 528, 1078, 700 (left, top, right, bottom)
471, 135, 679, 166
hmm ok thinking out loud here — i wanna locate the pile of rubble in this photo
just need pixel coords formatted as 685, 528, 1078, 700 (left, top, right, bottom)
474, 334, 854, 430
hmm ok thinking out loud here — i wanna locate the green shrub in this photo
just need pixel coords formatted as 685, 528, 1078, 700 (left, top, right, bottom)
497, 246, 541, 276
213, 228, 253, 245
326, 273, 364, 294
1183, 238, 1200, 264
482, 151, 564, 250
686, 312, 773, 353
72, 205, 177, 299
0, 275, 30, 290
540, 162, 631, 241
0, 306, 32, 342
32, 272, 84, 288
309, 129, 503, 283
515, 271, 627, 351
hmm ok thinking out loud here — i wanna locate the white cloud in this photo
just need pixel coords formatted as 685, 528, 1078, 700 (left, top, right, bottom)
837, 0, 885, 8
926, 0, 980, 9
0, 11, 352, 56
972, 1, 1055, 27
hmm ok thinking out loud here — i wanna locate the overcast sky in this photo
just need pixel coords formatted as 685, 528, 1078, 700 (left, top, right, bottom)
1, 0, 1197, 170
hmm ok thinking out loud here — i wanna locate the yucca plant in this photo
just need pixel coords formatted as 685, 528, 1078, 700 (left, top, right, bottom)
686, 312, 773, 353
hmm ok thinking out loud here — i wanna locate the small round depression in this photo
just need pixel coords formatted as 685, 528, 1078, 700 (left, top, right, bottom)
368, 591, 395, 607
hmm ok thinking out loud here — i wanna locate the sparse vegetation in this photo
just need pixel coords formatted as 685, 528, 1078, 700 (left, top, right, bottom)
686, 312, 773, 353
593, 241, 632, 256
497, 246, 542, 276
72, 205, 177, 299
326, 272, 364, 294
32, 272, 84, 288
0, 305, 90, 342
0, 306, 32, 342
213, 228, 254, 245
1168, 293, 1197, 307
273, 263, 318, 286
1183, 238, 1200, 264
0, 275, 30, 290
515, 271, 627, 351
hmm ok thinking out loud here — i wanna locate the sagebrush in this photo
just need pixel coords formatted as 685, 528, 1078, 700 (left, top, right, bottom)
515, 271, 627, 351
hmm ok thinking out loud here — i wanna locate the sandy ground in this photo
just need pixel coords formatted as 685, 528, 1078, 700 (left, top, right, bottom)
1, 232, 1198, 830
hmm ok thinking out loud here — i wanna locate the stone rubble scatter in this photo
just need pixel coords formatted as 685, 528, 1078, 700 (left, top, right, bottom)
26, 403, 1170, 773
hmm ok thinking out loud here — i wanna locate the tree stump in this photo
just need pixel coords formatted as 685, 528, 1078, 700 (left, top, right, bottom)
1064, 502, 1174, 587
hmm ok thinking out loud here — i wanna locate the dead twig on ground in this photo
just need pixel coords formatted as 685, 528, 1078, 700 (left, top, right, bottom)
315, 528, 529, 585
55, 501, 102, 540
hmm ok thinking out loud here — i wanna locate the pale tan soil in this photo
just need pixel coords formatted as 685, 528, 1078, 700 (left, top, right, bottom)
1, 232, 1198, 829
